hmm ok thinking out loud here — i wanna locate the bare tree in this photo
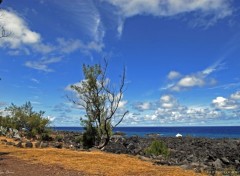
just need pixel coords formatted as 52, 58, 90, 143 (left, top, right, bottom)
69, 59, 128, 149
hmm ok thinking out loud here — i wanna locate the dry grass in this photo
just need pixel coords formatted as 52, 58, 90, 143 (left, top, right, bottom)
0, 137, 206, 176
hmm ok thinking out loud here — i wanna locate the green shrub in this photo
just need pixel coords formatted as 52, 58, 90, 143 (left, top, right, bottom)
145, 140, 170, 158
74, 135, 83, 144
55, 135, 64, 142
82, 123, 97, 149
41, 132, 52, 141
4, 102, 50, 138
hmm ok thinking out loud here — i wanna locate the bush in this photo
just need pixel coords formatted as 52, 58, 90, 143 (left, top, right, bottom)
82, 124, 97, 149
74, 135, 83, 144
55, 135, 64, 142
41, 132, 52, 141
145, 140, 169, 158
4, 102, 50, 138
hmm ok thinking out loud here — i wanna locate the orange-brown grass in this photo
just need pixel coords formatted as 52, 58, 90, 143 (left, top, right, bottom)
0, 137, 206, 176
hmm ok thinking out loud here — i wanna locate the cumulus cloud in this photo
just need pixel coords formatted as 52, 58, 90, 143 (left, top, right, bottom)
164, 59, 224, 91
212, 96, 238, 110
134, 102, 152, 111
230, 91, 240, 100
167, 71, 181, 80
130, 94, 236, 125
144, 94, 226, 124
103, 0, 232, 36
0, 9, 41, 48
212, 90, 240, 110
160, 95, 178, 109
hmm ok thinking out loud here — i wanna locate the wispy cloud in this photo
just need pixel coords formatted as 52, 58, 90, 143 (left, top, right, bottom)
0, 8, 105, 73
52, 0, 105, 44
103, 0, 233, 37
31, 78, 40, 84
25, 57, 62, 72
210, 82, 240, 90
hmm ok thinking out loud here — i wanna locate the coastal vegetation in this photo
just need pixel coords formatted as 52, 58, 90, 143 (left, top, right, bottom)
145, 140, 170, 158
0, 102, 50, 138
68, 59, 128, 149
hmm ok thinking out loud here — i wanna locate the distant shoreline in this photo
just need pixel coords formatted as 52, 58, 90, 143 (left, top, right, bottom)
51, 126, 240, 139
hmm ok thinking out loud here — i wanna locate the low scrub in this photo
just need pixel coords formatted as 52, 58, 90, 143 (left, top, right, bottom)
145, 140, 170, 158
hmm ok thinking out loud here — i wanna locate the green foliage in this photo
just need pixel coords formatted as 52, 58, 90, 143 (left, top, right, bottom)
145, 140, 170, 158
1, 102, 50, 138
74, 135, 83, 144
0, 115, 16, 129
41, 132, 52, 141
55, 135, 64, 142
70, 60, 127, 149
82, 120, 97, 148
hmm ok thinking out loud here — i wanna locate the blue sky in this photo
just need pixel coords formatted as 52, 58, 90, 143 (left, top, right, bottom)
0, 0, 240, 126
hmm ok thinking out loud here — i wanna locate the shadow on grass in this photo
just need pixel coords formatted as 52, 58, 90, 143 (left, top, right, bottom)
0, 152, 9, 156
0, 152, 10, 161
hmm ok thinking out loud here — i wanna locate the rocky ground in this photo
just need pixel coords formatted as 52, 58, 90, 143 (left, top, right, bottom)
1, 128, 240, 175
104, 135, 240, 174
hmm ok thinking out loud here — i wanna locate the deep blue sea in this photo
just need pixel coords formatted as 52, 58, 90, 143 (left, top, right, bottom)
52, 126, 240, 138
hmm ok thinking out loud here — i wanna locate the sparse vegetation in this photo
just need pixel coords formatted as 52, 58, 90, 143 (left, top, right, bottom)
69, 59, 128, 149
145, 140, 170, 158
74, 135, 83, 144
55, 134, 64, 142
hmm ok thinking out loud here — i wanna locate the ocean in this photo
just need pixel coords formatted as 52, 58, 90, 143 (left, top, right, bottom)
52, 126, 240, 138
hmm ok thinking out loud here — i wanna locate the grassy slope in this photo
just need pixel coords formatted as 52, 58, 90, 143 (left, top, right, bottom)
0, 137, 205, 176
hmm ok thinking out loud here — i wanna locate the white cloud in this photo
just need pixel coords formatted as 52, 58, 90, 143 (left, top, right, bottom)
25, 57, 62, 72
212, 96, 238, 110
135, 102, 151, 111
178, 75, 205, 87
105, 0, 232, 17
230, 91, 240, 100
170, 75, 206, 91
167, 71, 181, 80
119, 100, 128, 109
0, 9, 104, 73
0, 9, 41, 49
160, 95, 178, 109
104, 0, 232, 36
46, 115, 56, 122
165, 59, 224, 91
130, 94, 231, 125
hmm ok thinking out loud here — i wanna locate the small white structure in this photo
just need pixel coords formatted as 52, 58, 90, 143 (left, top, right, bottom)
176, 133, 182, 138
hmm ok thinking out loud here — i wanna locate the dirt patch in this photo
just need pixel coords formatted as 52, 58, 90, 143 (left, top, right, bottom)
0, 155, 84, 176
